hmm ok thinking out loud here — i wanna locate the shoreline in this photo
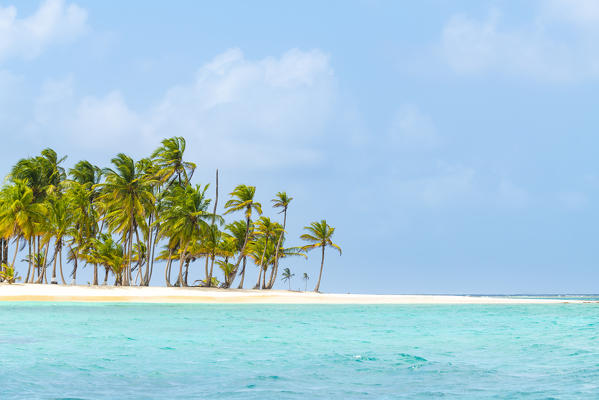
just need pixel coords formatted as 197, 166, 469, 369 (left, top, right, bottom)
0, 284, 594, 304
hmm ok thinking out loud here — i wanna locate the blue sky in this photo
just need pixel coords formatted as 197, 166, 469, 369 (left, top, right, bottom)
1, 0, 599, 293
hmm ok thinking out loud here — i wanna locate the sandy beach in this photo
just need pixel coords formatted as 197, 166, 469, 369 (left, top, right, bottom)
0, 284, 591, 304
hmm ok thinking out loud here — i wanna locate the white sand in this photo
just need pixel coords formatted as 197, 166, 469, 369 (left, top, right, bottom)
0, 284, 592, 304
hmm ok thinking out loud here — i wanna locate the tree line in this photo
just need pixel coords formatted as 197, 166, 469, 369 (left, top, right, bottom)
0, 137, 341, 292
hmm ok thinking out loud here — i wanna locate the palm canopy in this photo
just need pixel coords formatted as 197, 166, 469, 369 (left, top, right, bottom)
157, 184, 215, 248
224, 185, 262, 219
300, 220, 342, 255
151, 136, 196, 185
272, 191, 293, 213
10, 148, 66, 200
96, 153, 157, 236
0, 180, 46, 241
69, 160, 102, 188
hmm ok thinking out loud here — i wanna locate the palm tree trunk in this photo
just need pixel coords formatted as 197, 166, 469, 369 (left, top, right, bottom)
148, 226, 159, 285
314, 245, 326, 292
204, 254, 210, 285
176, 244, 188, 287
125, 224, 133, 286
103, 267, 109, 285
50, 247, 58, 284
237, 257, 246, 289
3, 238, 8, 266
35, 243, 50, 284
268, 210, 287, 289
25, 238, 32, 283
164, 248, 173, 287
262, 265, 267, 289
184, 258, 190, 286
59, 246, 66, 285
253, 263, 263, 289
93, 264, 98, 286
25, 239, 33, 283
207, 253, 215, 287
71, 247, 78, 285
10, 236, 20, 269
228, 215, 251, 288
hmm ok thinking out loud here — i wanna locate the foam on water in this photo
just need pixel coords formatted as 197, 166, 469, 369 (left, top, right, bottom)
1, 303, 598, 399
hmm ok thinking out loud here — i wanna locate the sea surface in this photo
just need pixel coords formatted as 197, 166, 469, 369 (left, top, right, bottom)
0, 302, 598, 399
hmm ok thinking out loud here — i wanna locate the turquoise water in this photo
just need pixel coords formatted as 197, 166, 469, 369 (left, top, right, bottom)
1, 303, 598, 399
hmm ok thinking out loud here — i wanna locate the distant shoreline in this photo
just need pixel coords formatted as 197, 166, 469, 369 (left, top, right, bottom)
0, 284, 594, 304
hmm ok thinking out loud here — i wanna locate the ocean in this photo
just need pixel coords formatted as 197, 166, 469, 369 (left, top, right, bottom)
1, 302, 598, 399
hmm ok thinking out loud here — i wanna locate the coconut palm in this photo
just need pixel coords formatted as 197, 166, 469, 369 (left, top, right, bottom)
96, 154, 157, 285
157, 184, 212, 286
0, 180, 46, 272
303, 272, 309, 291
224, 219, 250, 288
266, 191, 293, 289
300, 220, 342, 292
151, 136, 196, 186
281, 267, 294, 290
251, 217, 281, 289
42, 196, 73, 284
223, 185, 262, 288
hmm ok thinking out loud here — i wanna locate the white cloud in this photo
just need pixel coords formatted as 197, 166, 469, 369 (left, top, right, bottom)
440, 3, 599, 81
0, 0, 87, 62
26, 48, 337, 168
389, 104, 439, 150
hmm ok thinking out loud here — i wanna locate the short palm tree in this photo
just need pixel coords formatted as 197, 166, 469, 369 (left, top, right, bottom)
281, 267, 294, 290
224, 185, 262, 288
300, 220, 342, 292
303, 272, 309, 291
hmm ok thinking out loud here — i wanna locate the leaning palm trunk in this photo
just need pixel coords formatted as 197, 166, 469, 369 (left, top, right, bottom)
164, 248, 174, 287
314, 245, 326, 292
267, 210, 287, 289
227, 216, 251, 288
237, 257, 247, 288
10, 236, 20, 269
254, 264, 263, 290
176, 244, 188, 287
58, 247, 66, 285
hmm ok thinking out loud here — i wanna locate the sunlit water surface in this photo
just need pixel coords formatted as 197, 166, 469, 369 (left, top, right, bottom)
1, 303, 598, 399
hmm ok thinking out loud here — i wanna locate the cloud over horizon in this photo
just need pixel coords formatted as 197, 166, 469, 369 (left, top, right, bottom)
0, 0, 88, 62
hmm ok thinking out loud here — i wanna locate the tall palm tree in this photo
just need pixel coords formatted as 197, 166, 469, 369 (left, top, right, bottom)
96, 154, 157, 285
224, 185, 262, 288
300, 220, 342, 292
267, 192, 293, 289
281, 267, 294, 290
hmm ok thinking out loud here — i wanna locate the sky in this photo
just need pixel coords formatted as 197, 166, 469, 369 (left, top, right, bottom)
1, 0, 599, 294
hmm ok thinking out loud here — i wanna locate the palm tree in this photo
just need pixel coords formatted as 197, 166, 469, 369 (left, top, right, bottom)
0, 180, 45, 272
224, 219, 250, 288
281, 267, 294, 290
303, 272, 309, 291
267, 192, 292, 289
96, 154, 156, 285
157, 184, 212, 286
42, 196, 73, 284
300, 220, 342, 292
151, 136, 196, 186
223, 185, 262, 288
251, 217, 281, 289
